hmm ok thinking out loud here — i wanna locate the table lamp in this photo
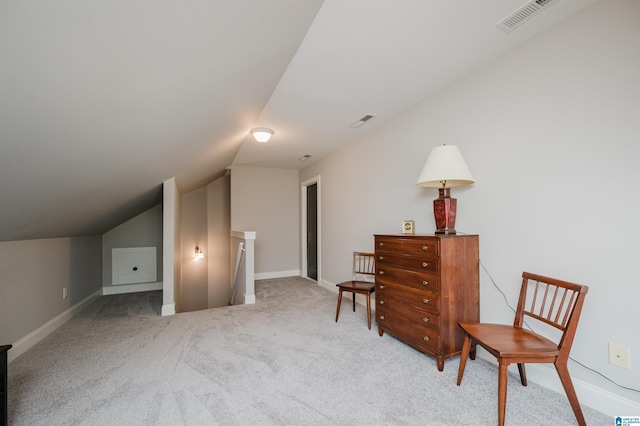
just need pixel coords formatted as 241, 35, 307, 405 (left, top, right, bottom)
416, 145, 474, 234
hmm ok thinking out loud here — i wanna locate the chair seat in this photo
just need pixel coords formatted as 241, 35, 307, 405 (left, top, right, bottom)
459, 322, 559, 358
336, 280, 375, 293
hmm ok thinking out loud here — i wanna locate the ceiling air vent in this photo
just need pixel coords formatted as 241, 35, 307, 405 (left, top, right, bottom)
496, 0, 559, 33
350, 114, 376, 128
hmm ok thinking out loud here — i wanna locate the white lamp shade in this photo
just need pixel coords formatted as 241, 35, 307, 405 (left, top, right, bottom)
251, 127, 274, 143
416, 145, 474, 188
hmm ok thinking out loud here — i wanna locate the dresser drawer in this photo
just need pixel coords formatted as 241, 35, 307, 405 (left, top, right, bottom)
377, 253, 438, 273
376, 236, 439, 256
376, 265, 440, 293
375, 294, 439, 332
378, 281, 439, 313
377, 308, 440, 353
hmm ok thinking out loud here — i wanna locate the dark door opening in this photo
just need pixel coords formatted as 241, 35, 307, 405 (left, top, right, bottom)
306, 183, 318, 280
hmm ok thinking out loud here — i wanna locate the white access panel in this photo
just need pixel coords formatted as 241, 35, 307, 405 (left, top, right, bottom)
112, 247, 157, 285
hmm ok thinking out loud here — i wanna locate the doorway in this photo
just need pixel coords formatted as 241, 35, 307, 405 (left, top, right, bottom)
301, 176, 320, 283
306, 183, 317, 280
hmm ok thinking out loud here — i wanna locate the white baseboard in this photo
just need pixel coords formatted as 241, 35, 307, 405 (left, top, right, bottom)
161, 303, 175, 316
255, 270, 301, 280
525, 362, 640, 417
102, 281, 163, 295
319, 278, 336, 292
474, 345, 639, 417
8, 289, 102, 363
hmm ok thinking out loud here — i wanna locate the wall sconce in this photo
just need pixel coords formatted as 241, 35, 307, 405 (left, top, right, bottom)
195, 246, 205, 259
416, 145, 474, 234
250, 127, 274, 143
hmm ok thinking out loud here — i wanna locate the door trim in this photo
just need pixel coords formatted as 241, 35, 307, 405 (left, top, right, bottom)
301, 176, 321, 284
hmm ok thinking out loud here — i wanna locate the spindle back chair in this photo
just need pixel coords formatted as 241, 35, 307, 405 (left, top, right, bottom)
457, 272, 589, 426
335, 252, 376, 329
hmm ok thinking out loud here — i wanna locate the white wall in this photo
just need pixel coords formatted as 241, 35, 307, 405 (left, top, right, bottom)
230, 165, 300, 278
300, 0, 640, 415
0, 235, 102, 359
180, 186, 208, 312
102, 203, 163, 290
208, 174, 231, 308
179, 175, 232, 311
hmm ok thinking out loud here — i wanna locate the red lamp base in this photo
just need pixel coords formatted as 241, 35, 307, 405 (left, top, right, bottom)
433, 188, 457, 234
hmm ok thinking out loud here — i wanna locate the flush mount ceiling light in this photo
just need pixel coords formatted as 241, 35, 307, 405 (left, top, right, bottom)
250, 127, 274, 143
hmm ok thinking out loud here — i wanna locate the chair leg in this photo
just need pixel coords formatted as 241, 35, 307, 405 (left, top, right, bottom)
457, 334, 472, 385
555, 360, 586, 426
498, 360, 509, 426
352, 293, 356, 312
517, 363, 527, 386
366, 292, 371, 330
335, 289, 343, 322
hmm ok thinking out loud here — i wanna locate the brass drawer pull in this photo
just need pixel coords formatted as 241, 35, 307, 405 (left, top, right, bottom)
423, 336, 430, 342
423, 298, 431, 304
379, 315, 385, 320
379, 285, 386, 289
379, 242, 384, 246
378, 270, 385, 275
423, 317, 430, 323
378, 256, 384, 261
422, 280, 429, 286
422, 245, 428, 251
422, 262, 429, 268
379, 300, 385, 305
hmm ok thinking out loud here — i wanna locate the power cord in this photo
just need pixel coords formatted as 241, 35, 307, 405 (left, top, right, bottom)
479, 259, 640, 394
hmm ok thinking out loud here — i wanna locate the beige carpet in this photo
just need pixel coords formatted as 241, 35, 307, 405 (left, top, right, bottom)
7, 277, 610, 425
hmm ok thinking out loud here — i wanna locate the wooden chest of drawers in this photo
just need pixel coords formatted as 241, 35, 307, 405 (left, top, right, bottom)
374, 234, 479, 371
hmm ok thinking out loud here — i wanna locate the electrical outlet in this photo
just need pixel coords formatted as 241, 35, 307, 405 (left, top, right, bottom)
62, 287, 67, 300
609, 342, 631, 370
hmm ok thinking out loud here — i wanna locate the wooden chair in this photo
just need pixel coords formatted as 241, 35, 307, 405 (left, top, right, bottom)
457, 272, 589, 426
335, 252, 376, 329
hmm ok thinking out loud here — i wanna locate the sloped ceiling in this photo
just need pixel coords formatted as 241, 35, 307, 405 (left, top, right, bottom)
0, 0, 597, 242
